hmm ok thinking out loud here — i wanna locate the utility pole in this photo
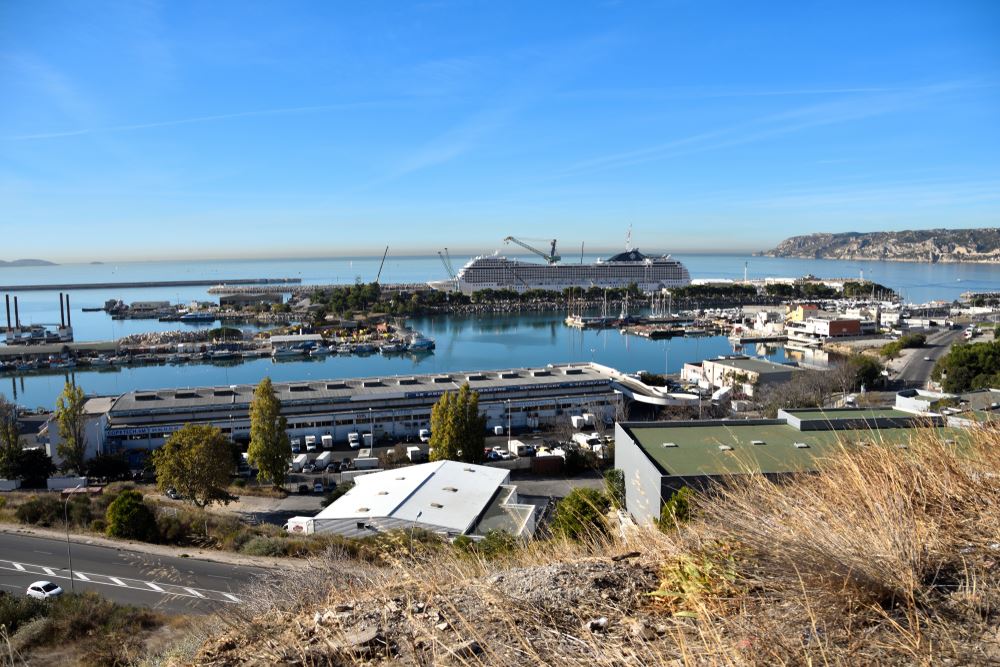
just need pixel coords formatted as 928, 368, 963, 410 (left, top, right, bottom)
64, 483, 83, 592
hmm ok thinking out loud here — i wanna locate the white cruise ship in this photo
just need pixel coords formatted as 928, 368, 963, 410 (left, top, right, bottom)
429, 248, 691, 295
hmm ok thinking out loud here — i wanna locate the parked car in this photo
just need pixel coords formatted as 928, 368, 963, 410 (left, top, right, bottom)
313, 481, 324, 494
26, 581, 63, 600
165, 487, 180, 500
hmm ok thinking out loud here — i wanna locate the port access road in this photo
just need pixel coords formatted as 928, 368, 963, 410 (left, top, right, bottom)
0, 532, 271, 614
892, 327, 966, 388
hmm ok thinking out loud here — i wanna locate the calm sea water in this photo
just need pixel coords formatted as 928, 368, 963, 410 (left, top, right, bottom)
1, 254, 997, 409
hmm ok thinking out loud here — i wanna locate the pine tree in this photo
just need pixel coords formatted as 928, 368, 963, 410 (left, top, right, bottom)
247, 377, 291, 486
55, 382, 87, 474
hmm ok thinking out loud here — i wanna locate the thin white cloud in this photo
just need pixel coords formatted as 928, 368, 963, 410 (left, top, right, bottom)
560, 82, 976, 176
2, 102, 400, 141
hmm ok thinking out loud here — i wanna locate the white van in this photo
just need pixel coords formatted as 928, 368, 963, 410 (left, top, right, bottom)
348, 432, 360, 448
305, 435, 317, 452
290, 438, 301, 453
418, 429, 431, 443
321, 434, 333, 450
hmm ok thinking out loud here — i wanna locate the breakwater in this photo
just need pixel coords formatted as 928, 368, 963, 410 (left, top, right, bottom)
0, 278, 302, 292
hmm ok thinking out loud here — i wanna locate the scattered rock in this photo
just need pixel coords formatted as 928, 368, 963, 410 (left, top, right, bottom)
334, 603, 354, 613
410, 602, 426, 614
586, 617, 608, 632
435, 621, 451, 632
629, 620, 655, 641
449, 639, 483, 659
612, 551, 642, 561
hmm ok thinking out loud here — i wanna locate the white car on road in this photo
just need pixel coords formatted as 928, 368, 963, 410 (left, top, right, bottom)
26, 581, 63, 600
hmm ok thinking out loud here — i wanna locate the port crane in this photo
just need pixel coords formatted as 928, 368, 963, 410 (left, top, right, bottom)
437, 248, 457, 280
503, 236, 561, 264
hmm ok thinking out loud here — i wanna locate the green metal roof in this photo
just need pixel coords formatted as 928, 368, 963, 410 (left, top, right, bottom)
782, 408, 910, 421
624, 422, 969, 477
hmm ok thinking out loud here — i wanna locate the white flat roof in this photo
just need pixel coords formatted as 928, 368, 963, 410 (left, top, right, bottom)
318, 461, 510, 533
269, 334, 324, 344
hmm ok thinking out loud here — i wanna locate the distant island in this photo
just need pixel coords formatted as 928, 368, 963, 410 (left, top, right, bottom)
761, 228, 1000, 263
0, 259, 57, 268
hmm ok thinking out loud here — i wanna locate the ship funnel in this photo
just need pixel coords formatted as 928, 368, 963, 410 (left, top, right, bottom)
66, 294, 72, 328
13, 296, 20, 329
4, 295, 9, 332
59, 292, 65, 328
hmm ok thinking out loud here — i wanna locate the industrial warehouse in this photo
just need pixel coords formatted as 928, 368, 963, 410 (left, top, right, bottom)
614, 408, 968, 525
49, 362, 639, 464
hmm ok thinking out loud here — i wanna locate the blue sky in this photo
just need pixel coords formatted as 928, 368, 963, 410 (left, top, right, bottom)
2, 1, 999, 262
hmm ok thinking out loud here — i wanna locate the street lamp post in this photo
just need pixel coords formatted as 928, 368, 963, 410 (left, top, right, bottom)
64, 483, 83, 592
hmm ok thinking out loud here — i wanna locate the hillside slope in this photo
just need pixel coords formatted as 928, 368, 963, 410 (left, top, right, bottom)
763, 228, 1000, 262
173, 430, 1000, 666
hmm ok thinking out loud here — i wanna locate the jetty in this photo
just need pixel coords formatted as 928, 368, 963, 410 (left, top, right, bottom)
0, 278, 302, 292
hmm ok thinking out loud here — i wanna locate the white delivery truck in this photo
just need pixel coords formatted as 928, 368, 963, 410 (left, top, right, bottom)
570, 415, 586, 429
313, 451, 333, 471
284, 517, 315, 535
290, 453, 308, 472
348, 432, 360, 448
321, 434, 334, 450
305, 435, 317, 452
572, 432, 601, 448
363, 433, 374, 447
354, 457, 379, 470
418, 429, 431, 443
291, 438, 302, 453
406, 446, 426, 462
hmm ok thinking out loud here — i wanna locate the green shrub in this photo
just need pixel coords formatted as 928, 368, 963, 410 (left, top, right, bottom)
604, 469, 626, 509
89, 518, 106, 533
15, 495, 63, 526
105, 490, 158, 542
0, 592, 47, 635
552, 488, 610, 541
452, 535, 475, 552
880, 341, 903, 359
240, 536, 288, 557
658, 487, 693, 532
478, 530, 520, 557
65, 495, 93, 527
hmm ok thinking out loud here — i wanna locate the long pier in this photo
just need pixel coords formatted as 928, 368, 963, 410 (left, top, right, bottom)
0, 278, 302, 292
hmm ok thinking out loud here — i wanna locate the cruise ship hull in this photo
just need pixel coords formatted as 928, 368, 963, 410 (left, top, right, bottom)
429, 250, 691, 295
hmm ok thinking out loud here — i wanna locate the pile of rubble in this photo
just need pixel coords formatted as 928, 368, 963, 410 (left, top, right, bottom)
118, 330, 217, 346
193, 556, 671, 666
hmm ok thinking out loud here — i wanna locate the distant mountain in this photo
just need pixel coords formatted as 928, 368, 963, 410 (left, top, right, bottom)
0, 259, 57, 268
762, 228, 1000, 263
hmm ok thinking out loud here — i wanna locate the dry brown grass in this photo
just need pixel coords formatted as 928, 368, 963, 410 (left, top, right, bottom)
172, 427, 1000, 666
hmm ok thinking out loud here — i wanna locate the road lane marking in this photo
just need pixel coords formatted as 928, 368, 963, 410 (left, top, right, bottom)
34, 550, 54, 555
0, 559, 241, 604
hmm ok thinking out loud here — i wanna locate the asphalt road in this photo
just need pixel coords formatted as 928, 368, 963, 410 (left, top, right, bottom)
0, 533, 269, 614
893, 327, 965, 388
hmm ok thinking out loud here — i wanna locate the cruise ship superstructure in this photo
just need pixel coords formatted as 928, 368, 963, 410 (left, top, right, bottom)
429, 246, 691, 295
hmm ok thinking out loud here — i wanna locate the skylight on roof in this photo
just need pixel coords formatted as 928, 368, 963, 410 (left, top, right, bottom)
793, 442, 809, 449
357, 507, 370, 512
751, 440, 765, 446
443, 486, 458, 492
718, 444, 733, 451
662, 442, 678, 448
430, 503, 444, 509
